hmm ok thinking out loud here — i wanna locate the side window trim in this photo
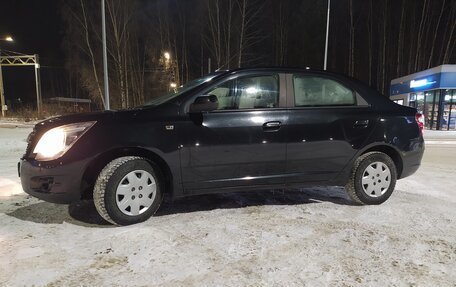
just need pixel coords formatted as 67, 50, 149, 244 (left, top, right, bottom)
279, 73, 288, 108
287, 73, 362, 108
286, 73, 295, 107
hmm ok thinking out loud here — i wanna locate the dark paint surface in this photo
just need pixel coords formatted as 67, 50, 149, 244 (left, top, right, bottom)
180, 109, 288, 191
19, 67, 425, 203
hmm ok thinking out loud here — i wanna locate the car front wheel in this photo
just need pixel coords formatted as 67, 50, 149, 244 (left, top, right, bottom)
345, 151, 397, 205
93, 156, 163, 225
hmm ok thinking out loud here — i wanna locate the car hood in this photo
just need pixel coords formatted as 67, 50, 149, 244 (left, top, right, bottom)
35, 110, 117, 130
34, 104, 175, 131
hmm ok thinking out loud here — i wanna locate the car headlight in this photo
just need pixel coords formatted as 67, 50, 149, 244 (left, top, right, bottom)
33, 121, 96, 161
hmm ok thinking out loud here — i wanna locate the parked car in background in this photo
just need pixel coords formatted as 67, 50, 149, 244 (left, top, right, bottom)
19, 67, 425, 225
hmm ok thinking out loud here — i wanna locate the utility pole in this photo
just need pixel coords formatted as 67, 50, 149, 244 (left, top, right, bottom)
0, 36, 13, 116
101, 0, 110, 110
34, 54, 42, 114
324, 0, 331, 70
0, 49, 5, 117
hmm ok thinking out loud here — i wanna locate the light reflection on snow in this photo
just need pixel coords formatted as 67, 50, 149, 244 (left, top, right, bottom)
0, 177, 23, 197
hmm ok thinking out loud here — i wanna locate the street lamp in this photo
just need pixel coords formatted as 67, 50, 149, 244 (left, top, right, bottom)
164, 52, 171, 61
170, 82, 177, 88
1, 36, 14, 42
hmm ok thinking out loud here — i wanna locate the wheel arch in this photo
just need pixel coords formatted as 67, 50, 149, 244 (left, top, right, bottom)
81, 147, 173, 200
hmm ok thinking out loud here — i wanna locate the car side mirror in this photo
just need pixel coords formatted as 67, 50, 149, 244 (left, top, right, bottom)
189, 95, 218, 113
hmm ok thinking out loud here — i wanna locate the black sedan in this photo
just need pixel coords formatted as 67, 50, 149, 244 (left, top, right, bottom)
19, 67, 425, 225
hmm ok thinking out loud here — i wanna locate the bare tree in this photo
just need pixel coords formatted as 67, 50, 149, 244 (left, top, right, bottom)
62, 0, 106, 108
272, 1, 290, 66
105, 0, 135, 108
380, 0, 388, 93
206, 0, 223, 68
396, 0, 406, 76
237, 0, 264, 67
63, 0, 154, 109
225, 0, 234, 69
427, 0, 446, 68
414, 0, 429, 71
367, 0, 374, 85
348, 0, 355, 77
442, 3, 456, 64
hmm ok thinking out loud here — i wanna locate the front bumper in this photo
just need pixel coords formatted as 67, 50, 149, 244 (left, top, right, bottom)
19, 159, 85, 204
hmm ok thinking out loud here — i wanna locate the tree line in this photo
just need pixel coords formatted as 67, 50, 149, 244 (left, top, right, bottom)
60, 0, 456, 109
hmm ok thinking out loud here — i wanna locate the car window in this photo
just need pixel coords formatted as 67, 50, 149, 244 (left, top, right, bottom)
143, 72, 223, 106
293, 75, 355, 107
210, 81, 236, 110
205, 75, 279, 110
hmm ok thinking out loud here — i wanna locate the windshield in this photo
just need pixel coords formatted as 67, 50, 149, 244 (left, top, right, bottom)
144, 73, 222, 106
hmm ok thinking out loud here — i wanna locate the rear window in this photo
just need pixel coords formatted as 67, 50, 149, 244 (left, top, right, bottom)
293, 75, 356, 107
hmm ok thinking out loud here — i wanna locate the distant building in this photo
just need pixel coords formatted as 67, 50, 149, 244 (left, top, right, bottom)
390, 65, 456, 131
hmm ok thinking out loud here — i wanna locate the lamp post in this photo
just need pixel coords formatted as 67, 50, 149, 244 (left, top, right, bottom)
323, 0, 331, 71
101, 0, 110, 110
0, 36, 14, 117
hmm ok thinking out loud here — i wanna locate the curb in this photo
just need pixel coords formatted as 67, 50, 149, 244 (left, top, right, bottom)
425, 140, 456, 145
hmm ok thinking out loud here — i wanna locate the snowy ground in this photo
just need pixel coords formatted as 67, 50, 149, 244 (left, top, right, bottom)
0, 125, 455, 286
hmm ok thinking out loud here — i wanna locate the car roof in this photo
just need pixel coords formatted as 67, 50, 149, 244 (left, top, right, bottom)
218, 66, 367, 91
220, 67, 368, 87
220, 66, 338, 75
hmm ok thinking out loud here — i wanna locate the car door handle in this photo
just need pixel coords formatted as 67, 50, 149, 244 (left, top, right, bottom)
263, 121, 281, 132
354, 120, 369, 128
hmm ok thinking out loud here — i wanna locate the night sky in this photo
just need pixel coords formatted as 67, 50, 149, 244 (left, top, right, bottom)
1, 0, 63, 107
1, 0, 454, 110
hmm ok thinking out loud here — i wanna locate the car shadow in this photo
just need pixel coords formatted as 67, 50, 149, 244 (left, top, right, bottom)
7, 199, 112, 227
7, 187, 353, 227
156, 186, 353, 216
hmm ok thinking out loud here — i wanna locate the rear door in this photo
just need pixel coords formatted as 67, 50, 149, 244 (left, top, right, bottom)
179, 73, 288, 192
285, 73, 376, 184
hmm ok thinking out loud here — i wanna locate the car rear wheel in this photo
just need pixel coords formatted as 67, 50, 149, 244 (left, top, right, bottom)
345, 152, 397, 205
93, 156, 163, 225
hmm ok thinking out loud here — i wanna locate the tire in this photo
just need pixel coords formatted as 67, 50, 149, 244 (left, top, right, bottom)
94, 156, 163, 225
345, 152, 397, 205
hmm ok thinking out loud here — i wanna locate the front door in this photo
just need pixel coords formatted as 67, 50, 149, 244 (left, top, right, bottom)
179, 73, 288, 192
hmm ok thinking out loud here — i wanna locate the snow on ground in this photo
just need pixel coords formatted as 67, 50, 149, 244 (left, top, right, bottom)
0, 125, 455, 286
0, 127, 29, 197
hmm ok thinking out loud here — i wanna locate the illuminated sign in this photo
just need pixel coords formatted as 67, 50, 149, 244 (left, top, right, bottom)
410, 78, 436, 88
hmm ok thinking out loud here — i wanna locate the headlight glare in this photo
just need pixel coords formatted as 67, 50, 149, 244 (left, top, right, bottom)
33, 121, 96, 161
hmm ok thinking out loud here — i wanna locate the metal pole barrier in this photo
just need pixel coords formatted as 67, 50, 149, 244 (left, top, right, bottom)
101, 0, 110, 110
